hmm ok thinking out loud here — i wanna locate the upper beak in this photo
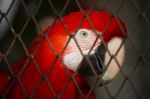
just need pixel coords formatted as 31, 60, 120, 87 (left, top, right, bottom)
77, 44, 106, 76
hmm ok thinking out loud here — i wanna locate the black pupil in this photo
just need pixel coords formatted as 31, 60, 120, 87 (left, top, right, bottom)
83, 32, 87, 36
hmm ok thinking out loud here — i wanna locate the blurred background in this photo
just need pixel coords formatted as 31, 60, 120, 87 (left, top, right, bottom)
0, 0, 150, 99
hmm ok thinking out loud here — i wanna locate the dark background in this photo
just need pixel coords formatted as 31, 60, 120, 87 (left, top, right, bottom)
0, 0, 150, 99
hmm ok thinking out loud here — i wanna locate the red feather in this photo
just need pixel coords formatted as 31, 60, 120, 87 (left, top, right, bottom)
0, 10, 127, 99
0, 70, 10, 95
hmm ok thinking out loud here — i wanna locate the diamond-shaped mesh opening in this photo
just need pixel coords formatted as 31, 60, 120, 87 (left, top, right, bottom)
0, 0, 150, 99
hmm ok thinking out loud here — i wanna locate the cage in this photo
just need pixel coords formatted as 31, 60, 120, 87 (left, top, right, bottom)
0, 0, 150, 99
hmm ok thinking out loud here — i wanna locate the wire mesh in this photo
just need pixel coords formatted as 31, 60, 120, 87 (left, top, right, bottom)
0, 0, 150, 99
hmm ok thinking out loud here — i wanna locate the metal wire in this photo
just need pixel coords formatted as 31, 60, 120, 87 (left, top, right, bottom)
0, 0, 150, 99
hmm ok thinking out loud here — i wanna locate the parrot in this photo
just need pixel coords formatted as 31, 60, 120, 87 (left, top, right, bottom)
0, 10, 127, 99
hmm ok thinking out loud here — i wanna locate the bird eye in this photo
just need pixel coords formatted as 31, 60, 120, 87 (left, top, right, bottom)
79, 31, 88, 39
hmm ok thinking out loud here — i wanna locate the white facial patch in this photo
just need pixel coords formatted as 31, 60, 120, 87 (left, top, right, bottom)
63, 30, 125, 82
102, 37, 125, 81
63, 52, 83, 71
63, 50, 96, 71
63, 29, 102, 72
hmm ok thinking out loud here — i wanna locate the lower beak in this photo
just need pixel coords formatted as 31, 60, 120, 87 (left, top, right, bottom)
77, 44, 106, 76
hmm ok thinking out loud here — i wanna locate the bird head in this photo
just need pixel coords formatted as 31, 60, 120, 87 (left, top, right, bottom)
46, 10, 127, 86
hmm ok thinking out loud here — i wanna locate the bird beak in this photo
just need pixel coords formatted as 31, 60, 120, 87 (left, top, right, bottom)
77, 44, 106, 76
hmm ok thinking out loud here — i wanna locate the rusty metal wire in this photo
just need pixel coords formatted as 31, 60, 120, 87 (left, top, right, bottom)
0, 0, 150, 99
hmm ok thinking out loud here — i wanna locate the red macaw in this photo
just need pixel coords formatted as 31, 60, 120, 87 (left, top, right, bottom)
0, 10, 127, 99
